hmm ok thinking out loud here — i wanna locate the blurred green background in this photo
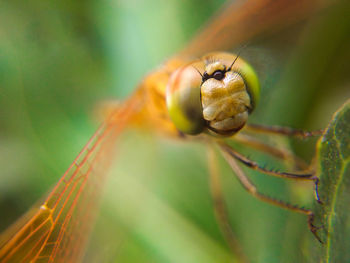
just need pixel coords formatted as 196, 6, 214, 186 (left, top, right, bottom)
0, 0, 349, 262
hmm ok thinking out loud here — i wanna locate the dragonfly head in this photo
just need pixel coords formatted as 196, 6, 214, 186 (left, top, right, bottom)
166, 52, 260, 136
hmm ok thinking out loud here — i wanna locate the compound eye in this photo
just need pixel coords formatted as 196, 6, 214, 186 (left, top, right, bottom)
213, 70, 225, 80
166, 61, 206, 135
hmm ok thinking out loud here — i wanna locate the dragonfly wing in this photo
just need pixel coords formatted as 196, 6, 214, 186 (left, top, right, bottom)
0, 98, 141, 263
180, 0, 328, 57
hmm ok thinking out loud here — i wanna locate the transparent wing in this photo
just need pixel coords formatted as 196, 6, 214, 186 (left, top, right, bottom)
179, 0, 327, 58
0, 98, 141, 263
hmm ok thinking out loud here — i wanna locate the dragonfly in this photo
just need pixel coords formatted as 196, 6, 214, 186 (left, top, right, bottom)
0, 0, 334, 262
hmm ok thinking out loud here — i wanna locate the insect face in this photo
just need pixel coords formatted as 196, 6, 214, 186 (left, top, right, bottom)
166, 52, 260, 136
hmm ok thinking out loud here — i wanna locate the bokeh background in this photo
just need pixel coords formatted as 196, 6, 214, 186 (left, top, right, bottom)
0, 0, 349, 262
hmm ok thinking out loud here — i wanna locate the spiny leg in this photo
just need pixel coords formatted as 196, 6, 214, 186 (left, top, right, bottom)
244, 123, 323, 139
219, 147, 323, 243
207, 145, 248, 263
234, 133, 309, 170
218, 142, 322, 203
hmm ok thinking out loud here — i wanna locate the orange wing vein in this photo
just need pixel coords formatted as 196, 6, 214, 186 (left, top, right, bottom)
0, 97, 142, 263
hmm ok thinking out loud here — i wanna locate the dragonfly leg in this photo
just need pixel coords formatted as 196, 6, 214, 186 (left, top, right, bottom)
218, 142, 322, 204
207, 145, 248, 263
234, 133, 309, 170
244, 124, 323, 139
219, 148, 323, 243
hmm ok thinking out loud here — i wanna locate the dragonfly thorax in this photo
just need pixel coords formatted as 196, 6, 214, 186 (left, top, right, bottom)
166, 52, 260, 137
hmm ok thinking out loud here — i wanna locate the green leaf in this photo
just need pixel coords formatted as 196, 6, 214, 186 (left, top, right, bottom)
313, 99, 350, 262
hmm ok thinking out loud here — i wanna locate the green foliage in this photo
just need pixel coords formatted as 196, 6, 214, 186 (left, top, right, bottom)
0, 1, 349, 262
313, 100, 350, 262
